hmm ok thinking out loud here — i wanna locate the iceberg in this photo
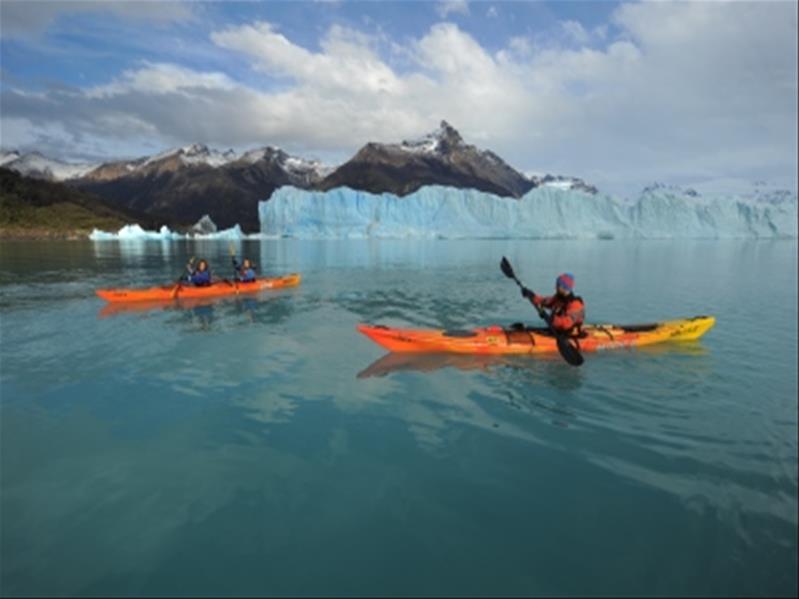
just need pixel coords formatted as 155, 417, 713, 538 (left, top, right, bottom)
191, 214, 218, 235
89, 223, 248, 240
193, 224, 246, 240
259, 185, 798, 239
89, 224, 183, 240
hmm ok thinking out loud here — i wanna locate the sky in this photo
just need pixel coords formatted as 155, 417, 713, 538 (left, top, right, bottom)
0, 0, 796, 195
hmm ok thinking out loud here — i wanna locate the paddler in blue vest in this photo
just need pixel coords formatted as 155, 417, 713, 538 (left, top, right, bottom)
185, 258, 212, 286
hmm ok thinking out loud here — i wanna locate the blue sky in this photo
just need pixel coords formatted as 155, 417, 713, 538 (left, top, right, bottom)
1, 1, 796, 194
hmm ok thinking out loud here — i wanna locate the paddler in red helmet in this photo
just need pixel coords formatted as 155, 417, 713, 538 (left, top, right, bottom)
521, 273, 585, 336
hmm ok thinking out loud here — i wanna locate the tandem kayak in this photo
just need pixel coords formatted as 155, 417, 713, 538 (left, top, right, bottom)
96, 273, 301, 303
357, 316, 715, 354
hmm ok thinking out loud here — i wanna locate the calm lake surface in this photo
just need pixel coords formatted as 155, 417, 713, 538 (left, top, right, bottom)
1, 238, 796, 596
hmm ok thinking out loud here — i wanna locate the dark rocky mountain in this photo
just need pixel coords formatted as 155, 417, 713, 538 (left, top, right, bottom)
71, 145, 329, 232
319, 121, 535, 198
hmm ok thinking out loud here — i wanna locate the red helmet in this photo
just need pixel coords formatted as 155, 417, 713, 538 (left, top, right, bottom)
556, 273, 574, 292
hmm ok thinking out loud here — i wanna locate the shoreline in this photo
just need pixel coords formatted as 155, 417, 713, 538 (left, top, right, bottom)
0, 227, 94, 241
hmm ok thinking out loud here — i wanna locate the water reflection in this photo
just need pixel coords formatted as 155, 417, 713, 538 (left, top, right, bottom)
358, 352, 506, 378
184, 302, 215, 331
357, 340, 710, 380
97, 291, 298, 324
98, 296, 220, 318
356, 352, 572, 378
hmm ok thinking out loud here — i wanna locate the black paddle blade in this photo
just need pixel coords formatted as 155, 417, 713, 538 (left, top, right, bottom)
556, 336, 584, 367
500, 256, 515, 279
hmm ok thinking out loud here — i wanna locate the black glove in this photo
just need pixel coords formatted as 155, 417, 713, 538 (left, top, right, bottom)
521, 287, 534, 300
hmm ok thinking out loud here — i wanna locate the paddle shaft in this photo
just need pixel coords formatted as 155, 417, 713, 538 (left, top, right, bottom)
508, 271, 554, 325
171, 256, 195, 299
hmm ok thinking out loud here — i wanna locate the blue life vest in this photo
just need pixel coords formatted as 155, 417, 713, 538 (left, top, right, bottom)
190, 270, 211, 286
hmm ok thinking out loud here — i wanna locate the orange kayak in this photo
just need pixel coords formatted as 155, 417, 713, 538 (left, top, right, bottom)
357, 316, 715, 354
96, 273, 301, 303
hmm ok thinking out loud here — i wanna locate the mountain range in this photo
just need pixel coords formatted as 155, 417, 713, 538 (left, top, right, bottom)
1, 122, 596, 232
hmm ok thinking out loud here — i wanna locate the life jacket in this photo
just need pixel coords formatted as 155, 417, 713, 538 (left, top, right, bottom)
190, 270, 212, 286
536, 293, 585, 336
233, 258, 257, 283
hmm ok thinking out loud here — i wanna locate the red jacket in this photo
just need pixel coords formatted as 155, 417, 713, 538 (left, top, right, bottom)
531, 293, 585, 334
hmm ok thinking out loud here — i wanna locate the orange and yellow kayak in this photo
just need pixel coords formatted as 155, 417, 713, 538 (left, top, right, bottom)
96, 273, 301, 303
357, 316, 715, 354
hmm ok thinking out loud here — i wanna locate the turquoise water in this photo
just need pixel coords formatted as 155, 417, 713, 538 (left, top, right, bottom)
1, 239, 796, 597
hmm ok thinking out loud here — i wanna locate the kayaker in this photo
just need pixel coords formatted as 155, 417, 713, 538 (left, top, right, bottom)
521, 273, 585, 336
232, 257, 257, 283
186, 258, 212, 287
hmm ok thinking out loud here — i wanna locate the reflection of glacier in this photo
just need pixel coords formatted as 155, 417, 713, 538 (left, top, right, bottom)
259, 186, 798, 239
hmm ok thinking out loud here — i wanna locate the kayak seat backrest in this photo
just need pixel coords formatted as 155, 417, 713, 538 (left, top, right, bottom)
525, 327, 552, 336
517, 326, 588, 339
620, 323, 659, 333
443, 329, 478, 338
505, 330, 535, 345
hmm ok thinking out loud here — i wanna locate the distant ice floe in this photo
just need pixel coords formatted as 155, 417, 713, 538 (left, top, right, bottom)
89, 221, 247, 241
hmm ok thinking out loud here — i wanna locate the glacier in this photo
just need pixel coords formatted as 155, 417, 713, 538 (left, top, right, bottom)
259, 185, 798, 239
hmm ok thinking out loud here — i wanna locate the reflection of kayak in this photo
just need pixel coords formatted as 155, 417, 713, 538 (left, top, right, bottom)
98, 295, 232, 318
96, 273, 301, 302
357, 341, 711, 378
357, 353, 523, 378
357, 316, 715, 354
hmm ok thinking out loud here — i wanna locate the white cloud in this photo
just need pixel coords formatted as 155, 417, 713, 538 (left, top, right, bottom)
1, 2, 796, 193
502, 36, 531, 59
593, 24, 608, 41
212, 22, 401, 94
436, 0, 469, 19
87, 63, 237, 98
561, 20, 590, 45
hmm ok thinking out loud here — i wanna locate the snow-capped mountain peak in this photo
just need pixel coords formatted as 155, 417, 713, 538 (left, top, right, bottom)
399, 120, 464, 155
529, 173, 599, 195
232, 146, 333, 182
139, 143, 239, 169
0, 150, 100, 181
236, 146, 283, 165
182, 143, 209, 155
641, 181, 700, 197
0, 150, 22, 166
282, 155, 334, 180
